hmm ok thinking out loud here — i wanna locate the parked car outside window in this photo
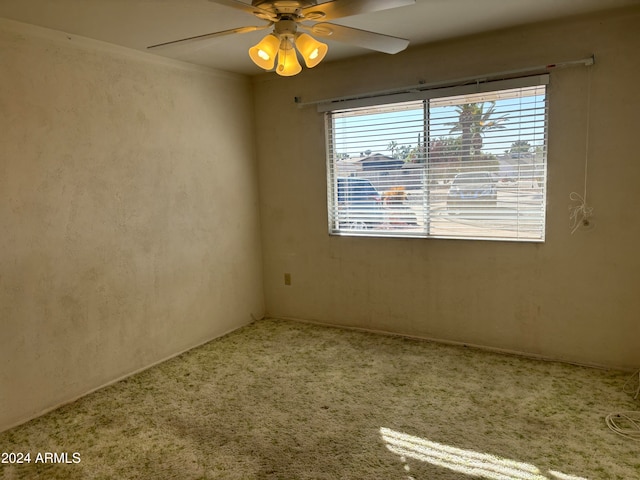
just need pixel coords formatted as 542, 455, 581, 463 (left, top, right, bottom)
336, 177, 418, 230
336, 177, 383, 229
447, 171, 497, 212
337, 177, 381, 206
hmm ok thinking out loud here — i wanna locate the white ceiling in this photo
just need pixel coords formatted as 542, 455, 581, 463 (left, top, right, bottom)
1, 0, 638, 75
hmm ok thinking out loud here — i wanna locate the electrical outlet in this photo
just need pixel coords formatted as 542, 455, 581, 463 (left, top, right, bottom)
284, 273, 291, 286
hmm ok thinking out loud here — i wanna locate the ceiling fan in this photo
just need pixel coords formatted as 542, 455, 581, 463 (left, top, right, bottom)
147, 0, 415, 76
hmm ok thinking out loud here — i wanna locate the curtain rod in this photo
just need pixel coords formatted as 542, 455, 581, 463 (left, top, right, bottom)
294, 55, 594, 108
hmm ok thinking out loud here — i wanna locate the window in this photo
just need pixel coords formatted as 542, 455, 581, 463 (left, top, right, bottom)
325, 77, 548, 241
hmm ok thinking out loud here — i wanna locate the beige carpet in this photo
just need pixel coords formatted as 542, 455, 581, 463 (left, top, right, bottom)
1, 318, 638, 479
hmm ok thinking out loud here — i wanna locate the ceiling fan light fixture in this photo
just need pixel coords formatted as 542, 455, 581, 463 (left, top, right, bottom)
249, 33, 280, 70
295, 33, 328, 68
150, 1, 414, 77
276, 39, 302, 76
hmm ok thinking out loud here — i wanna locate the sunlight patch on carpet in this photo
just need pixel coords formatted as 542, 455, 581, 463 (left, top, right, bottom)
380, 427, 588, 480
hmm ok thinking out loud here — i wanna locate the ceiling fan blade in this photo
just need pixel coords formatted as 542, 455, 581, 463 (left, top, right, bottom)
147, 25, 269, 50
310, 23, 409, 54
302, 0, 415, 21
208, 0, 277, 20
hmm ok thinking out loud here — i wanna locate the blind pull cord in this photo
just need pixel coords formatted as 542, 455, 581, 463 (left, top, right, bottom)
569, 65, 594, 234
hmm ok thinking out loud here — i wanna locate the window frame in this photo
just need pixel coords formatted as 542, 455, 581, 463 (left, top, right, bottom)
324, 75, 549, 242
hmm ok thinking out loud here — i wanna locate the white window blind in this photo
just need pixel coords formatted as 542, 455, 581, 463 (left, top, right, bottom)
326, 78, 548, 241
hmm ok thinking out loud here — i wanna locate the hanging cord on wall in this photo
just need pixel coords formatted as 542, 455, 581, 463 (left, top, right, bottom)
606, 369, 640, 440
569, 66, 594, 234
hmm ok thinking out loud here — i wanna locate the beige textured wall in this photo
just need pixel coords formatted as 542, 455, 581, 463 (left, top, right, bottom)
254, 7, 640, 369
0, 20, 264, 431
